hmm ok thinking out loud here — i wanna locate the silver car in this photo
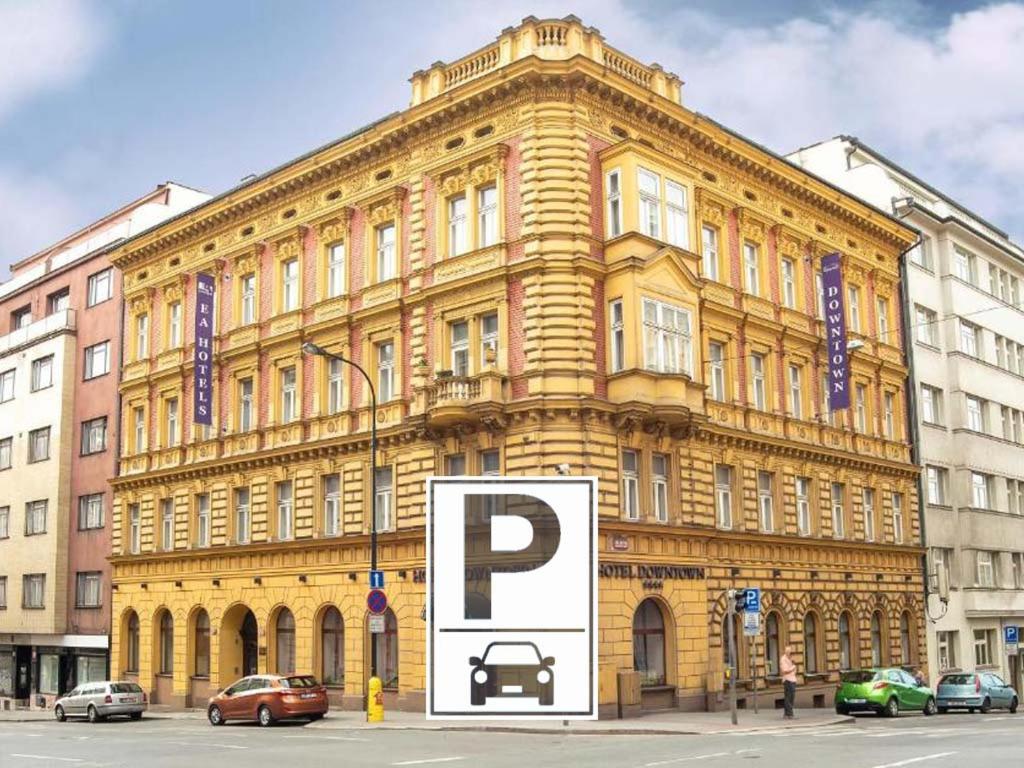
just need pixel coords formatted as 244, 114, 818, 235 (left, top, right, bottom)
55, 681, 148, 722
936, 672, 1019, 714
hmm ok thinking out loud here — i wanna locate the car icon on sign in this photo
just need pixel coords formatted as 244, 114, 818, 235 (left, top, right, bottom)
469, 641, 555, 706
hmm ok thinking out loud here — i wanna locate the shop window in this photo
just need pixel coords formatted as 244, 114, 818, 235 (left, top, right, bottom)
159, 611, 174, 674
126, 611, 140, 672
374, 608, 399, 690
871, 612, 886, 667
899, 611, 913, 665
194, 610, 210, 677
275, 609, 296, 674
765, 611, 782, 676
321, 607, 344, 686
803, 613, 820, 674
839, 611, 854, 670
632, 599, 666, 687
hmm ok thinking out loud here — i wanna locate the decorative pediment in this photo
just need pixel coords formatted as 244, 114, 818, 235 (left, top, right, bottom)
426, 143, 509, 192
635, 244, 703, 294
356, 186, 407, 226
275, 231, 303, 261
736, 208, 769, 242
695, 188, 729, 227
314, 208, 353, 244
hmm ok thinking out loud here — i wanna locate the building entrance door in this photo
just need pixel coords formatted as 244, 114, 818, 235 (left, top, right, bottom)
240, 612, 258, 677
15, 647, 31, 700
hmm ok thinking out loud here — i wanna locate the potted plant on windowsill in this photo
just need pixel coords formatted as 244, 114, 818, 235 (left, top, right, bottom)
414, 355, 430, 377
435, 368, 453, 379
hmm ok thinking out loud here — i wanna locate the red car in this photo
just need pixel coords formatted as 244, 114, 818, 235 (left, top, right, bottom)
207, 675, 328, 726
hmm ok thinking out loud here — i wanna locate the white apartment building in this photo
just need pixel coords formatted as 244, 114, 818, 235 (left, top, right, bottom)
788, 137, 1024, 695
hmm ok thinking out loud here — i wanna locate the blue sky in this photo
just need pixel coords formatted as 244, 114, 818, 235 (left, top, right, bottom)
1, 0, 1022, 275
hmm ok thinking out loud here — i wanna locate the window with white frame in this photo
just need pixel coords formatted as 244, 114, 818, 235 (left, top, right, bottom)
374, 467, 393, 531
936, 630, 956, 671
788, 364, 802, 419
451, 321, 469, 377
610, 300, 624, 373
78, 494, 104, 531
976, 550, 995, 586
165, 397, 178, 446
87, 268, 113, 306
926, 465, 948, 505
665, 180, 689, 248
743, 242, 760, 296
376, 224, 396, 281
25, 499, 47, 535
377, 341, 394, 401
972, 471, 992, 508
1007, 478, 1024, 515
23, 574, 45, 608
642, 298, 692, 374
638, 168, 660, 238
31, 355, 53, 391
168, 301, 182, 347
196, 493, 210, 548
959, 319, 980, 357
281, 258, 299, 311
237, 378, 253, 432
1011, 552, 1023, 588
652, 453, 669, 523
884, 392, 896, 439
915, 305, 938, 345
863, 488, 876, 542
84, 341, 110, 379
0, 369, 13, 402
877, 297, 890, 341
0, 506, 8, 538
235, 488, 251, 544
323, 475, 341, 536
815, 271, 825, 319
327, 359, 344, 415
448, 194, 468, 256
129, 503, 140, 553
277, 481, 293, 540
606, 170, 622, 238
12, 307, 30, 329
855, 384, 867, 432
974, 629, 994, 666
932, 547, 953, 590
831, 482, 845, 539
621, 449, 639, 520
160, 498, 173, 551
953, 246, 976, 284
241, 273, 257, 323
0, 576, 5, 609
81, 417, 107, 455
892, 492, 904, 543
709, 342, 725, 401
702, 225, 718, 281
715, 465, 733, 529
781, 258, 796, 308
0, 437, 9, 470
28, 427, 50, 462
966, 395, 985, 432
478, 185, 498, 247
481, 313, 498, 364
480, 449, 500, 521
135, 314, 149, 359
920, 384, 943, 424
751, 353, 766, 410
910, 237, 933, 270
280, 367, 297, 423
847, 286, 861, 333
757, 471, 774, 533
328, 243, 346, 297
796, 476, 811, 536
445, 453, 466, 475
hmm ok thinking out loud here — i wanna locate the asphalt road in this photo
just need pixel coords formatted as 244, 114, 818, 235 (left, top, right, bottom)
0, 712, 1020, 768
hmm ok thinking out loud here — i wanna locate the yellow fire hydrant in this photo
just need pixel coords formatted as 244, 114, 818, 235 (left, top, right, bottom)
367, 676, 384, 722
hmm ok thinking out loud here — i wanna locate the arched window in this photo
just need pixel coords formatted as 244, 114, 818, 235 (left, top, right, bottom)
871, 612, 884, 667
838, 612, 853, 670
275, 609, 296, 674
373, 609, 399, 690
194, 610, 210, 677
126, 612, 140, 673
899, 611, 912, 664
321, 607, 344, 686
803, 613, 819, 673
159, 612, 174, 674
721, 613, 747, 679
633, 599, 666, 687
765, 611, 782, 676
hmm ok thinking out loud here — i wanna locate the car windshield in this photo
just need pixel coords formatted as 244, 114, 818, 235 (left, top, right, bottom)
480, 643, 543, 665
840, 670, 879, 683
283, 676, 319, 689
940, 674, 974, 686
111, 683, 143, 693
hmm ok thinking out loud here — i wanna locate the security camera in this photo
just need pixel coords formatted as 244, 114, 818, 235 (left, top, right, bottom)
555, 463, 571, 475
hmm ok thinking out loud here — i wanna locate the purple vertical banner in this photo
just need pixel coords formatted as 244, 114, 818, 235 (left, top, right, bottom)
193, 273, 215, 426
821, 252, 850, 411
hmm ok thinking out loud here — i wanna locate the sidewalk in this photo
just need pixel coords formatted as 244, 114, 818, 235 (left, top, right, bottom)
0, 707, 851, 735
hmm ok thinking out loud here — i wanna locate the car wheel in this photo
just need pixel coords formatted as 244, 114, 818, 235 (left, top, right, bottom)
923, 697, 937, 716
1010, 697, 1018, 714
835, 705, 848, 715
968, 707, 975, 714
937, 706, 948, 715
308, 713, 324, 722
87, 705, 102, 723
130, 712, 143, 721
980, 697, 991, 714
257, 705, 274, 727
208, 705, 225, 726
885, 697, 899, 718
54, 705, 66, 722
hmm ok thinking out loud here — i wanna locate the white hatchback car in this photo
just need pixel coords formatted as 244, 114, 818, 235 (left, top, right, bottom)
55, 681, 147, 722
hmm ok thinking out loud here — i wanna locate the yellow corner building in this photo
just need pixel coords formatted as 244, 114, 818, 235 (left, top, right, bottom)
108, 16, 923, 715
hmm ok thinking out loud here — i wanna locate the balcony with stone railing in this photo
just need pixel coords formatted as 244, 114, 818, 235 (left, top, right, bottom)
421, 370, 507, 431
0, 308, 75, 357
409, 15, 682, 107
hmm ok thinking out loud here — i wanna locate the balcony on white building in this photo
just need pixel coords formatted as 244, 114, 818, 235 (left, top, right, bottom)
0, 308, 76, 357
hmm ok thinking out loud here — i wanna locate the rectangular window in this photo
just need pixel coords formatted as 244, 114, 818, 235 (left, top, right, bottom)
239, 378, 254, 431
87, 268, 112, 306
196, 493, 210, 548
855, 384, 867, 432
277, 481, 293, 540
83, 341, 110, 379
480, 313, 499, 364
0, 369, 13, 402
448, 194, 468, 256
280, 367, 297, 423
974, 629, 994, 667
652, 454, 669, 523
445, 453, 466, 475
0, 576, 5, 609
374, 467, 393, 532
25, 500, 47, 535
165, 398, 178, 446
128, 504, 140, 554
622, 449, 639, 520
327, 243, 346, 297
376, 223, 396, 281
235, 488, 251, 544
788, 364, 802, 419
972, 472, 991, 508
0, 506, 8, 538
451, 321, 469, 377
915, 306, 938, 346
606, 170, 622, 238
781, 258, 796, 308
327, 359, 344, 415
976, 551, 995, 587
863, 488, 876, 542
815, 271, 825, 319
323, 475, 341, 536
709, 342, 725, 401
751, 353, 766, 410
135, 314, 149, 359
281, 258, 299, 311
76, 572, 101, 608
81, 417, 107, 455
959, 319, 980, 357
168, 302, 182, 347
22, 574, 45, 608
28, 427, 50, 462
936, 631, 956, 671
715, 465, 733, 529
638, 168, 660, 238
478, 185, 498, 247
1008, 479, 1024, 515
757, 471, 774, 533
160, 498, 173, 551
966, 395, 985, 432
847, 286, 861, 333
701, 225, 718, 281
877, 297, 890, 341
642, 298, 692, 375
665, 180, 689, 249
1012, 552, 1023, 589
920, 384, 942, 424
892, 492, 904, 544
12, 307, 31, 329
0, 437, 10, 470
954, 246, 976, 284
933, 547, 953, 591
926, 466, 948, 505
48, 288, 70, 314
31, 355, 53, 391
241, 273, 256, 324
831, 482, 845, 539
377, 341, 394, 402
796, 477, 811, 536
78, 494, 104, 530
743, 242, 760, 296
610, 300, 624, 373
480, 449, 500, 476
884, 392, 896, 439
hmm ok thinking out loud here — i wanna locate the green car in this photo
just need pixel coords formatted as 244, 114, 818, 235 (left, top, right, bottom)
835, 668, 937, 717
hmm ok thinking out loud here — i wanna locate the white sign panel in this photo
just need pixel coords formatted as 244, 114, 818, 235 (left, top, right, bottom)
427, 477, 598, 720
743, 611, 761, 637
368, 614, 385, 634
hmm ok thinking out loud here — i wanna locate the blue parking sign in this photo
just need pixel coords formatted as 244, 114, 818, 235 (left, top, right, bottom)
1006, 626, 1019, 645
745, 587, 761, 613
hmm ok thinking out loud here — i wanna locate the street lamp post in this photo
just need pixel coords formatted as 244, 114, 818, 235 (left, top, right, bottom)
302, 342, 378, 677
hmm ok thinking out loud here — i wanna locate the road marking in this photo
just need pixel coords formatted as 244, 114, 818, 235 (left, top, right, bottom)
10, 755, 83, 763
166, 740, 247, 750
983, 716, 1014, 721
281, 734, 369, 742
392, 759, 465, 766
867, 752, 957, 768
645, 753, 731, 767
